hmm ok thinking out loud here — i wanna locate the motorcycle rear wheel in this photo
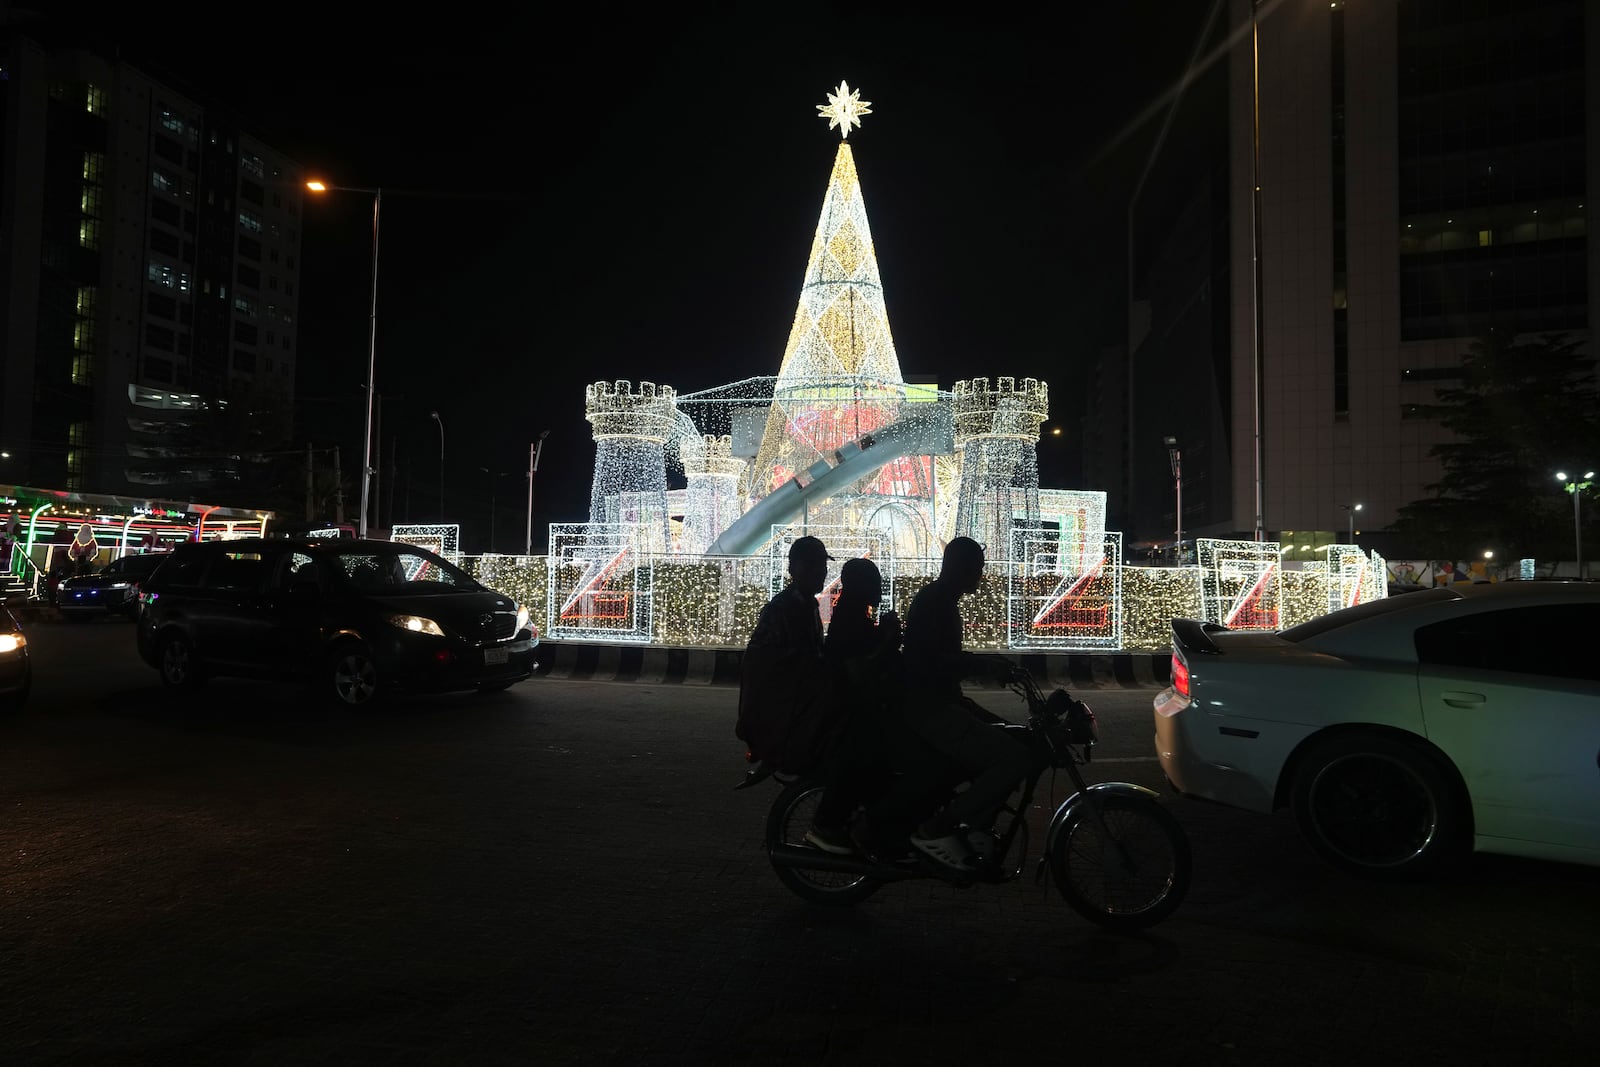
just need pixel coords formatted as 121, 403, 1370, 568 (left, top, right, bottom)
766, 780, 883, 906
1051, 793, 1190, 932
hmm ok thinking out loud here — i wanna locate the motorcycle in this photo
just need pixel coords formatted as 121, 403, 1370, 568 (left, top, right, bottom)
738, 664, 1191, 933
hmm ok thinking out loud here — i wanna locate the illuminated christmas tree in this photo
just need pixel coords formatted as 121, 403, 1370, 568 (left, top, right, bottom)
748, 83, 935, 552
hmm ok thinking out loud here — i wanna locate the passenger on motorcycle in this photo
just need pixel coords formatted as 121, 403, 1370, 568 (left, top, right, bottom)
893, 536, 1032, 873
804, 557, 907, 857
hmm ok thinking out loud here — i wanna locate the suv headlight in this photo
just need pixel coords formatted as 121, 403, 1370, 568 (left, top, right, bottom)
516, 604, 530, 634
386, 613, 445, 637
0, 634, 24, 654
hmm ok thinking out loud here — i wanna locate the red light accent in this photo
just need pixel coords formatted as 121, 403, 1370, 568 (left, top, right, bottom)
434, 649, 454, 665
1171, 655, 1190, 698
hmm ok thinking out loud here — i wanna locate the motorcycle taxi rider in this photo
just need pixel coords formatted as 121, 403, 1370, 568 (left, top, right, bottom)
890, 536, 1032, 873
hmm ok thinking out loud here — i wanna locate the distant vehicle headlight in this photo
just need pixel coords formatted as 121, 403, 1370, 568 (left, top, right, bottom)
386, 613, 445, 637
107, 581, 131, 590
0, 634, 24, 654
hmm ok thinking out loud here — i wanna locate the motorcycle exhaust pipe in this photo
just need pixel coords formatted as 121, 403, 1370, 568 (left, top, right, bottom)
767, 843, 919, 881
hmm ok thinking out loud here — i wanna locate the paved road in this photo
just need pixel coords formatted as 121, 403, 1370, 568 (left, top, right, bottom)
2, 619, 1596, 1065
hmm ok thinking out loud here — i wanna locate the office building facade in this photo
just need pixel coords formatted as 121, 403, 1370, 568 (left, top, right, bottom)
0, 35, 302, 494
1113, 0, 1595, 554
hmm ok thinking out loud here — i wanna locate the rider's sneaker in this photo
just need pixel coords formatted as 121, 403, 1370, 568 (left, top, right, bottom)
804, 824, 855, 856
909, 830, 978, 872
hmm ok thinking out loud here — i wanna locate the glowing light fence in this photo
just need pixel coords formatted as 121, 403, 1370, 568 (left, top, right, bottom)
1007, 532, 1123, 649
460, 537, 1383, 651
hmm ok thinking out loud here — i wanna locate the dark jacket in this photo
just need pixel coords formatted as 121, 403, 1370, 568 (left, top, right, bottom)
736, 583, 837, 773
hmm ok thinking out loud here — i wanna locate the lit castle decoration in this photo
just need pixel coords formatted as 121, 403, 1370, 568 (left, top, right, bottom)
535, 81, 1389, 647
952, 376, 1048, 560
677, 435, 745, 557
585, 380, 676, 554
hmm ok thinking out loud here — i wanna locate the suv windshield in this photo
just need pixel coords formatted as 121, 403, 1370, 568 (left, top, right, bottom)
327, 546, 480, 594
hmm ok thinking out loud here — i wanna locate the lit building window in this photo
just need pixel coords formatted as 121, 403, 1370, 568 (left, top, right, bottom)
160, 110, 184, 135
152, 170, 176, 194
85, 84, 105, 116
80, 183, 101, 217
82, 151, 105, 183
78, 219, 99, 250
238, 210, 262, 233
240, 152, 265, 179
75, 287, 96, 316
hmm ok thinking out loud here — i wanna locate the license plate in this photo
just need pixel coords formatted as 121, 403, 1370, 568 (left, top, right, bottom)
484, 646, 508, 665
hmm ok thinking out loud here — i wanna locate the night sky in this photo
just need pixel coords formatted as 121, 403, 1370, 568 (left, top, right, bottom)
15, 5, 1215, 548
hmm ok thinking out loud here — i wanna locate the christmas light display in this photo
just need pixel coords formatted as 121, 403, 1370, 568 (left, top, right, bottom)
1200, 538, 1283, 630
392, 524, 460, 561
586, 381, 676, 556
817, 80, 872, 139
952, 377, 1048, 558
497, 82, 1390, 651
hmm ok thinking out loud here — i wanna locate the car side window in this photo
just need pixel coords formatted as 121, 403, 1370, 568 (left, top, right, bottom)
1414, 604, 1600, 682
205, 551, 268, 593
269, 552, 323, 594
155, 551, 208, 588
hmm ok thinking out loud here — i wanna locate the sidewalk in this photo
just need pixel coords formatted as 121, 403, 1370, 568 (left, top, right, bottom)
535, 640, 1172, 689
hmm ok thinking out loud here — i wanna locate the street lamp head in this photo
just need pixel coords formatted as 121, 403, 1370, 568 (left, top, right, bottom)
1556, 471, 1568, 482
1163, 435, 1178, 447
1354, 502, 1363, 512
306, 180, 328, 192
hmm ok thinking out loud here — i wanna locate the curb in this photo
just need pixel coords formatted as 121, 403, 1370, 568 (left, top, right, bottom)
535, 642, 1171, 690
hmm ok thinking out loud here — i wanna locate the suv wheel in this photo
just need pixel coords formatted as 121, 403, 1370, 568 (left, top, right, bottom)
158, 633, 203, 689
329, 643, 381, 707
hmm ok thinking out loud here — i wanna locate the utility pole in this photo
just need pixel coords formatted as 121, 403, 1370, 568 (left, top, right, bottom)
526, 430, 549, 556
305, 442, 314, 521
333, 446, 345, 525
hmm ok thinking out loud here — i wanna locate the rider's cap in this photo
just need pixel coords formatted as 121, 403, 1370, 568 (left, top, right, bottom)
788, 536, 835, 563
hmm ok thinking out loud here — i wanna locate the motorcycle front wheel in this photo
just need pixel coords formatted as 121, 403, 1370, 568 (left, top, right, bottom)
1050, 793, 1190, 932
765, 780, 883, 906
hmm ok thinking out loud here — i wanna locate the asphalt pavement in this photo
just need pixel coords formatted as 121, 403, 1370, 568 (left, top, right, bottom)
1, 617, 1597, 1066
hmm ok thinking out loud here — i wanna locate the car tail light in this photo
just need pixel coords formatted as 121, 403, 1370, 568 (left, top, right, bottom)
1171, 653, 1190, 698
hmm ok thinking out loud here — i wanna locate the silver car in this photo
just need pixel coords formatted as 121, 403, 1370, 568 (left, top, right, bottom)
1153, 582, 1600, 879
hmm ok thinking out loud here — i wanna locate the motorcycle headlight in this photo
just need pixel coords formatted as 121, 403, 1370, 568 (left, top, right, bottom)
386, 613, 445, 637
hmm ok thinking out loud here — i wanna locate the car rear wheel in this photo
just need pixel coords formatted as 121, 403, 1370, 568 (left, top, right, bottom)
1292, 733, 1465, 881
158, 633, 204, 690
328, 643, 381, 708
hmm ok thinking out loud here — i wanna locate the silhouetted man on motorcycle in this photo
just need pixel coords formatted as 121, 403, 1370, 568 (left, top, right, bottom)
892, 536, 1032, 872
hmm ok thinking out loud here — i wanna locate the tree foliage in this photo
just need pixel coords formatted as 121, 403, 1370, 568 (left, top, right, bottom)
1393, 332, 1600, 561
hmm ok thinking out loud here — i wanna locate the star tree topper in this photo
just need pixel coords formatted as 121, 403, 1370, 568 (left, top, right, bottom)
817, 81, 872, 139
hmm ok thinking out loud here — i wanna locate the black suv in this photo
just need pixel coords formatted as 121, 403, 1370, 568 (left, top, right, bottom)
136, 537, 538, 705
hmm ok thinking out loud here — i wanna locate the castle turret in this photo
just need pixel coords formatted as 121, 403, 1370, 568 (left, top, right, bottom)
585, 380, 677, 551
951, 376, 1049, 559
677, 434, 746, 555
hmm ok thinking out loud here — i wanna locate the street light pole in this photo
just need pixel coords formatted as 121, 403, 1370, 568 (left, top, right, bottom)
306, 181, 381, 539
1339, 501, 1363, 544
430, 411, 446, 520
1163, 435, 1183, 552
526, 430, 550, 556
1556, 470, 1594, 578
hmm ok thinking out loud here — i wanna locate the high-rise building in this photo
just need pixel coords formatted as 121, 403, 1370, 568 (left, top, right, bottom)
1111, 0, 1595, 555
0, 34, 302, 494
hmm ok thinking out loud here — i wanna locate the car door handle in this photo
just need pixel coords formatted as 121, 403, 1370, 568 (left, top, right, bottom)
1440, 690, 1486, 708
